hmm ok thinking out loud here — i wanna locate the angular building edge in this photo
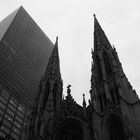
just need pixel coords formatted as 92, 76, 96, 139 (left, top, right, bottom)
0, 6, 55, 140
0, 6, 21, 41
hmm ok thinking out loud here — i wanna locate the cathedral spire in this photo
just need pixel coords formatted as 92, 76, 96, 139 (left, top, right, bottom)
94, 14, 103, 34
53, 36, 59, 57
45, 36, 61, 79
94, 15, 112, 50
90, 15, 114, 111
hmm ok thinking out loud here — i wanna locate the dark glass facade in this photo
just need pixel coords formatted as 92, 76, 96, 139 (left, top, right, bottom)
0, 86, 29, 139
0, 6, 54, 139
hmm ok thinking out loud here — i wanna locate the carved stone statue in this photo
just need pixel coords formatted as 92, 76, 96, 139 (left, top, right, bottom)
67, 85, 71, 95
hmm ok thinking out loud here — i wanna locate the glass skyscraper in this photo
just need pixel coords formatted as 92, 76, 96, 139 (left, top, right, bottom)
0, 6, 54, 139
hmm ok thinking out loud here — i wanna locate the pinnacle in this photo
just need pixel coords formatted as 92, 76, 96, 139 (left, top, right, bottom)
82, 93, 86, 106
55, 36, 58, 46
56, 36, 58, 41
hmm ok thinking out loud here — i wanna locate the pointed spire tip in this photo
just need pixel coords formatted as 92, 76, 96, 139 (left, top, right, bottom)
82, 93, 86, 106
54, 36, 58, 46
93, 14, 96, 17
56, 36, 58, 41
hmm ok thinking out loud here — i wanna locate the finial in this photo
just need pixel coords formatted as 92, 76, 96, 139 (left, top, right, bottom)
93, 14, 96, 17
83, 93, 85, 97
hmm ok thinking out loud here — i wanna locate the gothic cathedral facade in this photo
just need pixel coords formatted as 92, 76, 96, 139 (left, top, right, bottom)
22, 16, 140, 140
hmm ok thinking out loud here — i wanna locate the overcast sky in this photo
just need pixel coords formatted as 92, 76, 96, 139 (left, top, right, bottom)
0, 0, 140, 105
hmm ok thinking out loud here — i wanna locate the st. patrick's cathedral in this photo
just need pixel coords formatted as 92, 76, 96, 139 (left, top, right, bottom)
21, 15, 140, 140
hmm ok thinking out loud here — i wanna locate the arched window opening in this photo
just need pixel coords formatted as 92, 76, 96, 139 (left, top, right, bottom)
53, 82, 58, 108
96, 56, 103, 80
43, 82, 50, 109
103, 52, 112, 75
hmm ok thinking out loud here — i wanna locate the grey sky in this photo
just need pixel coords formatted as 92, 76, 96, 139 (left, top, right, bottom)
0, 0, 140, 105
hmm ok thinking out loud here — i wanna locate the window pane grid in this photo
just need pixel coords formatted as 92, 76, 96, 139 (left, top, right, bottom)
3, 119, 11, 128
1, 125, 10, 134
8, 104, 16, 112
15, 115, 22, 123
11, 132, 19, 140
4, 113, 13, 122
0, 91, 27, 140
0, 102, 6, 110
13, 126, 20, 134
18, 104, 25, 114
0, 96, 8, 105
6, 108, 15, 117
10, 98, 17, 107
1, 89, 10, 100
14, 121, 22, 129
0, 108, 5, 115
16, 110, 24, 119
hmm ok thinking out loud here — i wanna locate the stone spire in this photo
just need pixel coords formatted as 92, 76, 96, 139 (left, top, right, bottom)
94, 14, 103, 33
94, 14, 112, 51
90, 15, 113, 112
45, 36, 61, 79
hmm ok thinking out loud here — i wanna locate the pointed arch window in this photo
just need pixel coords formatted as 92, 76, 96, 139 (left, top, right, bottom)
43, 81, 50, 109
103, 51, 112, 75
96, 56, 103, 80
53, 82, 58, 108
